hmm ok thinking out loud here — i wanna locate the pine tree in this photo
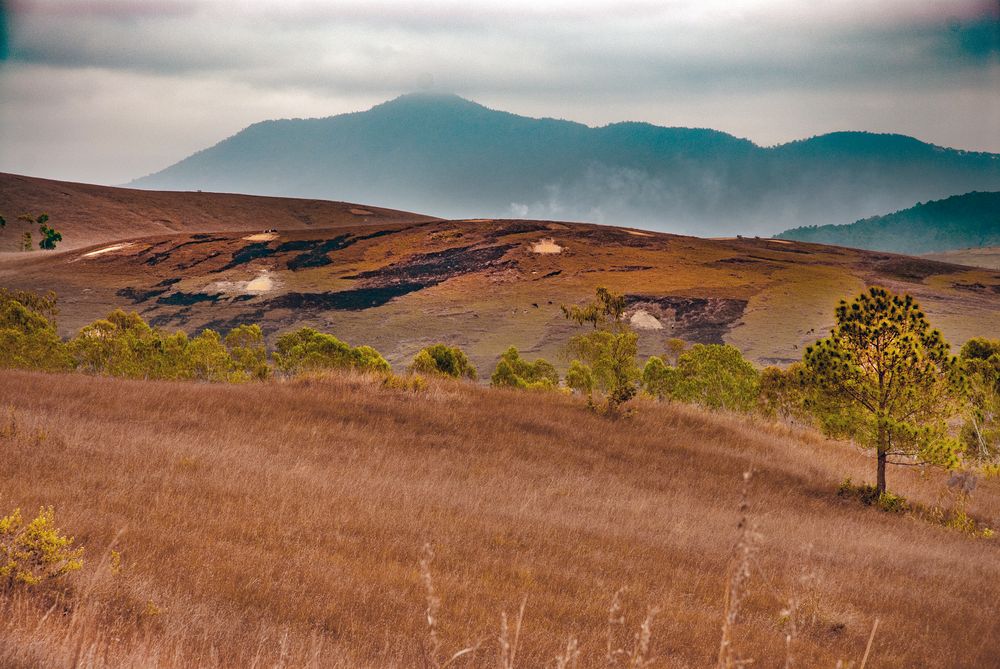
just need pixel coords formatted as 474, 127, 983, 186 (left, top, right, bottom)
802, 287, 960, 494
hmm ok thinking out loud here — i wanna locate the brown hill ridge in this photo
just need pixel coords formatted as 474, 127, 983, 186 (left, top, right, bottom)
0, 172, 439, 252
3, 212, 999, 370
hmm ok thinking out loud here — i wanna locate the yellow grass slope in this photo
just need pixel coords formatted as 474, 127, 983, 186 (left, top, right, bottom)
0, 172, 439, 251
1, 370, 998, 667
3, 218, 1000, 370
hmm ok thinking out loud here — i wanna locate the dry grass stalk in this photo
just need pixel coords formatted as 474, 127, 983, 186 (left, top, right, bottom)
717, 469, 759, 669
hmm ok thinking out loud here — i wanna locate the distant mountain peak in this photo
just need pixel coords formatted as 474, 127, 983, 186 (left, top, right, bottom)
129, 95, 1000, 236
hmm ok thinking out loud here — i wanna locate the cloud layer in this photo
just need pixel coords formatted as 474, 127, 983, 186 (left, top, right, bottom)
1, 0, 998, 185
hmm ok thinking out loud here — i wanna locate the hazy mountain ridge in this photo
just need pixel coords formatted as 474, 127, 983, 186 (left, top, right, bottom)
777, 191, 1000, 254
130, 94, 1000, 236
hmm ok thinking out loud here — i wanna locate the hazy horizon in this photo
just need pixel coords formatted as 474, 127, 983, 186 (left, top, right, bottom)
0, 0, 997, 187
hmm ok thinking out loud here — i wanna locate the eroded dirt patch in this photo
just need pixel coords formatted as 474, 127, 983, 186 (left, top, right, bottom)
626, 295, 748, 344
531, 238, 563, 254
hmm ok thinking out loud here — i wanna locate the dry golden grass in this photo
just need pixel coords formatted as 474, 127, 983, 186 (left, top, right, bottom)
1, 370, 999, 667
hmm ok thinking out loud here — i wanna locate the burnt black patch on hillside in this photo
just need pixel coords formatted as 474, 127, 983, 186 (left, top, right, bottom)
282, 235, 352, 270
156, 291, 223, 306
626, 295, 748, 344
266, 284, 427, 311
873, 257, 957, 282
216, 242, 276, 272
484, 221, 551, 238
116, 286, 169, 304
347, 243, 516, 286
537, 270, 562, 279
575, 227, 665, 249
143, 237, 225, 266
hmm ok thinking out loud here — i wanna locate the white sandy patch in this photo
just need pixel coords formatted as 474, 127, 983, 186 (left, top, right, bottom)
767, 239, 793, 245
531, 238, 563, 254
242, 232, 278, 241
244, 272, 274, 294
630, 309, 664, 330
80, 242, 134, 258
208, 270, 276, 296
627, 230, 653, 237
349, 208, 374, 216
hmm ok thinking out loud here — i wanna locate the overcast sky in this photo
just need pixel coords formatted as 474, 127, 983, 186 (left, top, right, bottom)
0, 0, 998, 186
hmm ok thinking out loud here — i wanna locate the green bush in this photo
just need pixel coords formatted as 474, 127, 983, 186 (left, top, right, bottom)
668, 344, 759, 412
409, 343, 477, 380
274, 327, 390, 375
836, 478, 908, 513
225, 324, 271, 381
641, 355, 677, 399
0, 290, 70, 371
0, 506, 84, 589
490, 347, 558, 390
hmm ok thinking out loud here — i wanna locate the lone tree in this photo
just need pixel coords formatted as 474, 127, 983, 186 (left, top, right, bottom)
562, 286, 639, 414
802, 287, 959, 495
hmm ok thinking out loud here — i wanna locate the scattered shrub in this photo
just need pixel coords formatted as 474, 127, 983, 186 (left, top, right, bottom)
273, 327, 390, 376
837, 478, 908, 513
641, 355, 677, 399
382, 372, 428, 393
490, 347, 558, 390
645, 344, 759, 412
225, 324, 271, 381
0, 291, 70, 371
409, 343, 477, 380
0, 506, 84, 589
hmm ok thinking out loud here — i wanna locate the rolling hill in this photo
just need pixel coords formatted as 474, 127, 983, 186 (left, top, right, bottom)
777, 191, 1000, 254
128, 93, 1000, 236
2, 369, 999, 667
0, 172, 438, 252
2, 185, 999, 372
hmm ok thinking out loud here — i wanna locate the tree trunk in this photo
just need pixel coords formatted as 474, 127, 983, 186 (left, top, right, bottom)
876, 450, 887, 496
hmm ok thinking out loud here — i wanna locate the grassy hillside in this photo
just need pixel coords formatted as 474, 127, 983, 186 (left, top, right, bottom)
0, 173, 438, 252
128, 94, 1000, 236
1, 369, 998, 667
3, 217, 1000, 371
925, 246, 1000, 270
777, 191, 1000, 254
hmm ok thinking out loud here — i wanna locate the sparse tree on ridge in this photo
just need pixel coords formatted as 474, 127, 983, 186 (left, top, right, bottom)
563, 286, 639, 414
802, 286, 960, 495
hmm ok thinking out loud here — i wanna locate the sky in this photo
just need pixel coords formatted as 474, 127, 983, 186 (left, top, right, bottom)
0, 0, 998, 186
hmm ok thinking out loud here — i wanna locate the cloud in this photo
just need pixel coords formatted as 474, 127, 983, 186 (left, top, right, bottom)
0, 0, 997, 185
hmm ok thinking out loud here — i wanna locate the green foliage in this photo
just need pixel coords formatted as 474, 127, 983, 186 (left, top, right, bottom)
186, 329, 235, 382
803, 287, 960, 494
778, 191, 1000, 255
0, 506, 84, 589
225, 324, 271, 381
641, 355, 677, 399
836, 478, 908, 513
0, 215, 5, 229
382, 372, 428, 393
643, 344, 759, 413
70, 309, 164, 378
274, 327, 391, 376
408, 343, 477, 380
671, 344, 759, 412
562, 287, 639, 414
564, 359, 594, 396
757, 363, 809, 420
958, 338, 1000, 463
38, 224, 62, 250
561, 286, 627, 329
0, 290, 70, 371
490, 347, 558, 390
566, 329, 640, 411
